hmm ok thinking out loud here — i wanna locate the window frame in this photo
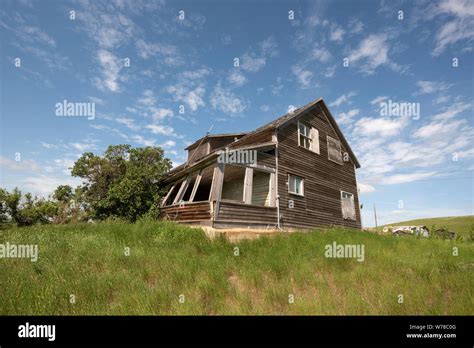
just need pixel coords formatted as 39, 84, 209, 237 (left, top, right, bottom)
340, 190, 356, 220
288, 174, 305, 197
327, 135, 343, 165
298, 122, 320, 154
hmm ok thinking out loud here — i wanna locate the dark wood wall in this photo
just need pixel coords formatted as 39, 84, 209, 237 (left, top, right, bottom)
276, 108, 362, 229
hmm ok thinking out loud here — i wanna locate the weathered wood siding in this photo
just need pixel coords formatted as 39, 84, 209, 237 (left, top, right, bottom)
187, 142, 210, 163
215, 201, 278, 226
251, 171, 271, 206
160, 202, 211, 222
277, 106, 361, 229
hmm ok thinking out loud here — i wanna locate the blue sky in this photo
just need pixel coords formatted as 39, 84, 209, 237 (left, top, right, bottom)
0, 0, 473, 226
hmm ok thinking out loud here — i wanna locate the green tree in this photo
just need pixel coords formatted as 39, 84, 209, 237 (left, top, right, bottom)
72, 145, 172, 221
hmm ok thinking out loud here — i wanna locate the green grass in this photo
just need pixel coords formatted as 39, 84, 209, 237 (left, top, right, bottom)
0, 220, 473, 315
382, 215, 474, 240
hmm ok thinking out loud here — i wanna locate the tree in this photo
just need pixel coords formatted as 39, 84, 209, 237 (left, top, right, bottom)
71, 144, 172, 221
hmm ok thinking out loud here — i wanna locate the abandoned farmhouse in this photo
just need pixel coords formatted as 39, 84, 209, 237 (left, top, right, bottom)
160, 97, 362, 230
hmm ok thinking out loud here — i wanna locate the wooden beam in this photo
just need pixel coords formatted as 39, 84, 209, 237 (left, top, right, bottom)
189, 169, 202, 202
243, 167, 253, 204
269, 172, 276, 207
210, 162, 224, 202
160, 184, 176, 207
172, 176, 189, 204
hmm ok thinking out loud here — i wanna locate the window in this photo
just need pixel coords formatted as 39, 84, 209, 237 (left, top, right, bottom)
327, 136, 343, 164
298, 122, 320, 154
193, 166, 214, 202
181, 175, 197, 202
251, 170, 271, 206
288, 174, 304, 196
341, 191, 356, 220
221, 165, 246, 202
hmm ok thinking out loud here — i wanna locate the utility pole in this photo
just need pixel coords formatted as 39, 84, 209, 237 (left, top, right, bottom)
373, 204, 378, 230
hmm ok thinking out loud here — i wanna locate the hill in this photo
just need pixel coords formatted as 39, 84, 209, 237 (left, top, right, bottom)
382, 215, 474, 239
0, 220, 472, 315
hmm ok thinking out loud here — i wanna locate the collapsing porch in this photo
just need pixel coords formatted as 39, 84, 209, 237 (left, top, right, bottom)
160, 146, 279, 229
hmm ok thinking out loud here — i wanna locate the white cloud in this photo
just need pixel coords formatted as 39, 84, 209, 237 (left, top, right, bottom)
260, 105, 270, 112
292, 65, 313, 89
358, 182, 375, 193
135, 39, 179, 62
370, 96, 389, 105
354, 116, 408, 137
132, 135, 156, 147
311, 47, 332, 62
349, 33, 401, 74
381, 172, 437, 185
138, 90, 156, 107
413, 119, 466, 138
145, 124, 175, 136
167, 68, 210, 112
210, 84, 247, 114
0, 156, 41, 172
241, 54, 266, 72
228, 69, 248, 87
69, 142, 96, 153
240, 36, 278, 73
431, 101, 472, 121
416, 80, 452, 95
329, 91, 357, 107
159, 140, 176, 148
22, 175, 81, 197
329, 27, 345, 42
94, 50, 124, 92
116, 118, 140, 131
337, 109, 360, 125
40, 141, 59, 149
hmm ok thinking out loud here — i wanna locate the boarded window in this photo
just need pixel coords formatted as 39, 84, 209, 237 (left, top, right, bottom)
288, 174, 304, 196
251, 170, 271, 206
341, 191, 356, 220
221, 165, 245, 202
298, 122, 320, 153
327, 136, 343, 164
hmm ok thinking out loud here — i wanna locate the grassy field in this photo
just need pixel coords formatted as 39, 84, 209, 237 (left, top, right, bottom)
0, 220, 473, 315
382, 215, 474, 239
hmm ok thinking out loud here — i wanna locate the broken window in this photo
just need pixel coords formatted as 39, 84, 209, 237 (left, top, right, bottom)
221, 165, 245, 202
327, 136, 343, 164
341, 191, 356, 220
162, 184, 177, 206
193, 166, 214, 202
162, 180, 185, 206
288, 174, 304, 196
181, 174, 198, 202
251, 170, 271, 206
298, 122, 320, 154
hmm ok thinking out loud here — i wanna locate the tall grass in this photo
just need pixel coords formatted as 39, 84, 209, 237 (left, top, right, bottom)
0, 220, 472, 315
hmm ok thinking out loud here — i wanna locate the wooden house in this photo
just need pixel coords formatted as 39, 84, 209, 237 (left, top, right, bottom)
160, 97, 362, 230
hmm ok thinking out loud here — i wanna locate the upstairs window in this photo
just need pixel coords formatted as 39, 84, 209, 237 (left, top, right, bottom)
288, 174, 304, 196
298, 122, 320, 154
341, 191, 356, 220
327, 136, 343, 164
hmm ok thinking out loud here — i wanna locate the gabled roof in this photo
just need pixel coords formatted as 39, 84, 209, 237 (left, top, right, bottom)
184, 132, 248, 150
223, 97, 361, 168
166, 97, 360, 179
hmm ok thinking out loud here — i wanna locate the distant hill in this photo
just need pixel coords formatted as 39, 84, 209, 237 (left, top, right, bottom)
383, 215, 474, 240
